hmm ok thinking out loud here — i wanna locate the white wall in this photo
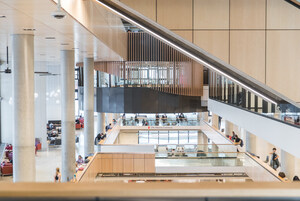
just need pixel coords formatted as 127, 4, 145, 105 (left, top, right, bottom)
46, 63, 61, 121
34, 74, 47, 150
0, 73, 13, 143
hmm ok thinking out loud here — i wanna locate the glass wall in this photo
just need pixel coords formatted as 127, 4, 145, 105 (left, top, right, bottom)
138, 130, 198, 144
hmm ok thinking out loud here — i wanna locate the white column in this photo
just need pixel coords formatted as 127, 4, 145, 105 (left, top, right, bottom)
294, 157, 300, 179
83, 57, 94, 157
113, 113, 119, 121
97, 112, 105, 134
281, 150, 295, 180
225, 120, 233, 136
60, 50, 75, 182
106, 113, 113, 125
246, 131, 256, 154
12, 34, 35, 182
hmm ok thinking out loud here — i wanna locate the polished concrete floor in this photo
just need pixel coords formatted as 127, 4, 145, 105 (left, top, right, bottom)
0, 128, 86, 182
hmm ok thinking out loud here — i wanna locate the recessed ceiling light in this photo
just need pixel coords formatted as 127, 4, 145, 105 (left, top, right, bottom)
0, 16, 6, 18
72, 48, 79, 50
23, 28, 36, 31
45, 37, 55, 40
50, 56, 55, 58
60, 43, 69, 46
40, 54, 46, 56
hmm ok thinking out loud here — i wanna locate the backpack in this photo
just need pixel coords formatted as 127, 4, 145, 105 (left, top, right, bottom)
240, 139, 244, 147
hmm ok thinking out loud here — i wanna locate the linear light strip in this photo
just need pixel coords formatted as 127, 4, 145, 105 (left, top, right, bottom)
96, 0, 277, 105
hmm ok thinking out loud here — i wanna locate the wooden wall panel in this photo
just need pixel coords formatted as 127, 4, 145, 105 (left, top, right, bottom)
123, 158, 134, 173
194, 31, 229, 63
120, 0, 156, 21
134, 159, 145, 172
267, 0, 300, 29
230, 31, 265, 83
112, 158, 124, 173
172, 31, 193, 43
192, 62, 203, 96
194, 0, 229, 29
157, 0, 193, 29
266, 31, 300, 102
230, 0, 266, 29
145, 159, 155, 173
100, 158, 113, 173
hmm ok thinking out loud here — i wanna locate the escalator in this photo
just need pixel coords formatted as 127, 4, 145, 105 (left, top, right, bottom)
90, 0, 300, 157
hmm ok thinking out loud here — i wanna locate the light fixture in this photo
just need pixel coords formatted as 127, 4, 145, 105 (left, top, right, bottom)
95, 0, 277, 105
60, 43, 69, 46
0, 15, 6, 18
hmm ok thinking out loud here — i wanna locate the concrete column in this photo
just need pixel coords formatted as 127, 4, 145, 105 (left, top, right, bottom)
212, 113, 219, 129
97, 112, 105, 134
12, 34, 35, 182
225, 120, 233, 136
83, 57, 94, 157
281, 150, 295, 180
60, 50, 75, 182
113, 113, 119, 121
294, 157, 300, 179
246, 131, 256, 154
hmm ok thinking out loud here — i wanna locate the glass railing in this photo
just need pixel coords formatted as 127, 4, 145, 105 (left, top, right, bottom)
209, 71, 300, 127
120, 118, 201, 126
155, 144, 238, 158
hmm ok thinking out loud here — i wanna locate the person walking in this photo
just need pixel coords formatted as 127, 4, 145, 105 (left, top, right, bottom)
54, 167, 61, 183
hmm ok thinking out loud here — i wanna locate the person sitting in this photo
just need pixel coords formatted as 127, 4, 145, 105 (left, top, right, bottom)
94, 134, 101, 145
293, 176, 300, 181
105, 124, 112, 132
76, 155, 84, 165
49, 123, 54, 130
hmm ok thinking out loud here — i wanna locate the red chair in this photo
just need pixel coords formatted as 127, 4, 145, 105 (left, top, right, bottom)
75, 124, 81, 129
36, 143, 42, 151
1, 161, 12, 176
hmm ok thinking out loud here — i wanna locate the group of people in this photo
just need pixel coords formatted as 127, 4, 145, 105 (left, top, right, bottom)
176, 113, 186, 122
54, 155, 85, 183
94, 133, 107, 145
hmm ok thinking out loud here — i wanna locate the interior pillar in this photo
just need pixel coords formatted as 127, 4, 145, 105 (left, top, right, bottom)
60, 50, 75, 182
83, 57, 94, 157
12, 34, 36, 182
212, 113, 219, 129
225, 120, 233, 136
246, 131, 257, 154
281, 149, 295, 180
97, 112, 105, 134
